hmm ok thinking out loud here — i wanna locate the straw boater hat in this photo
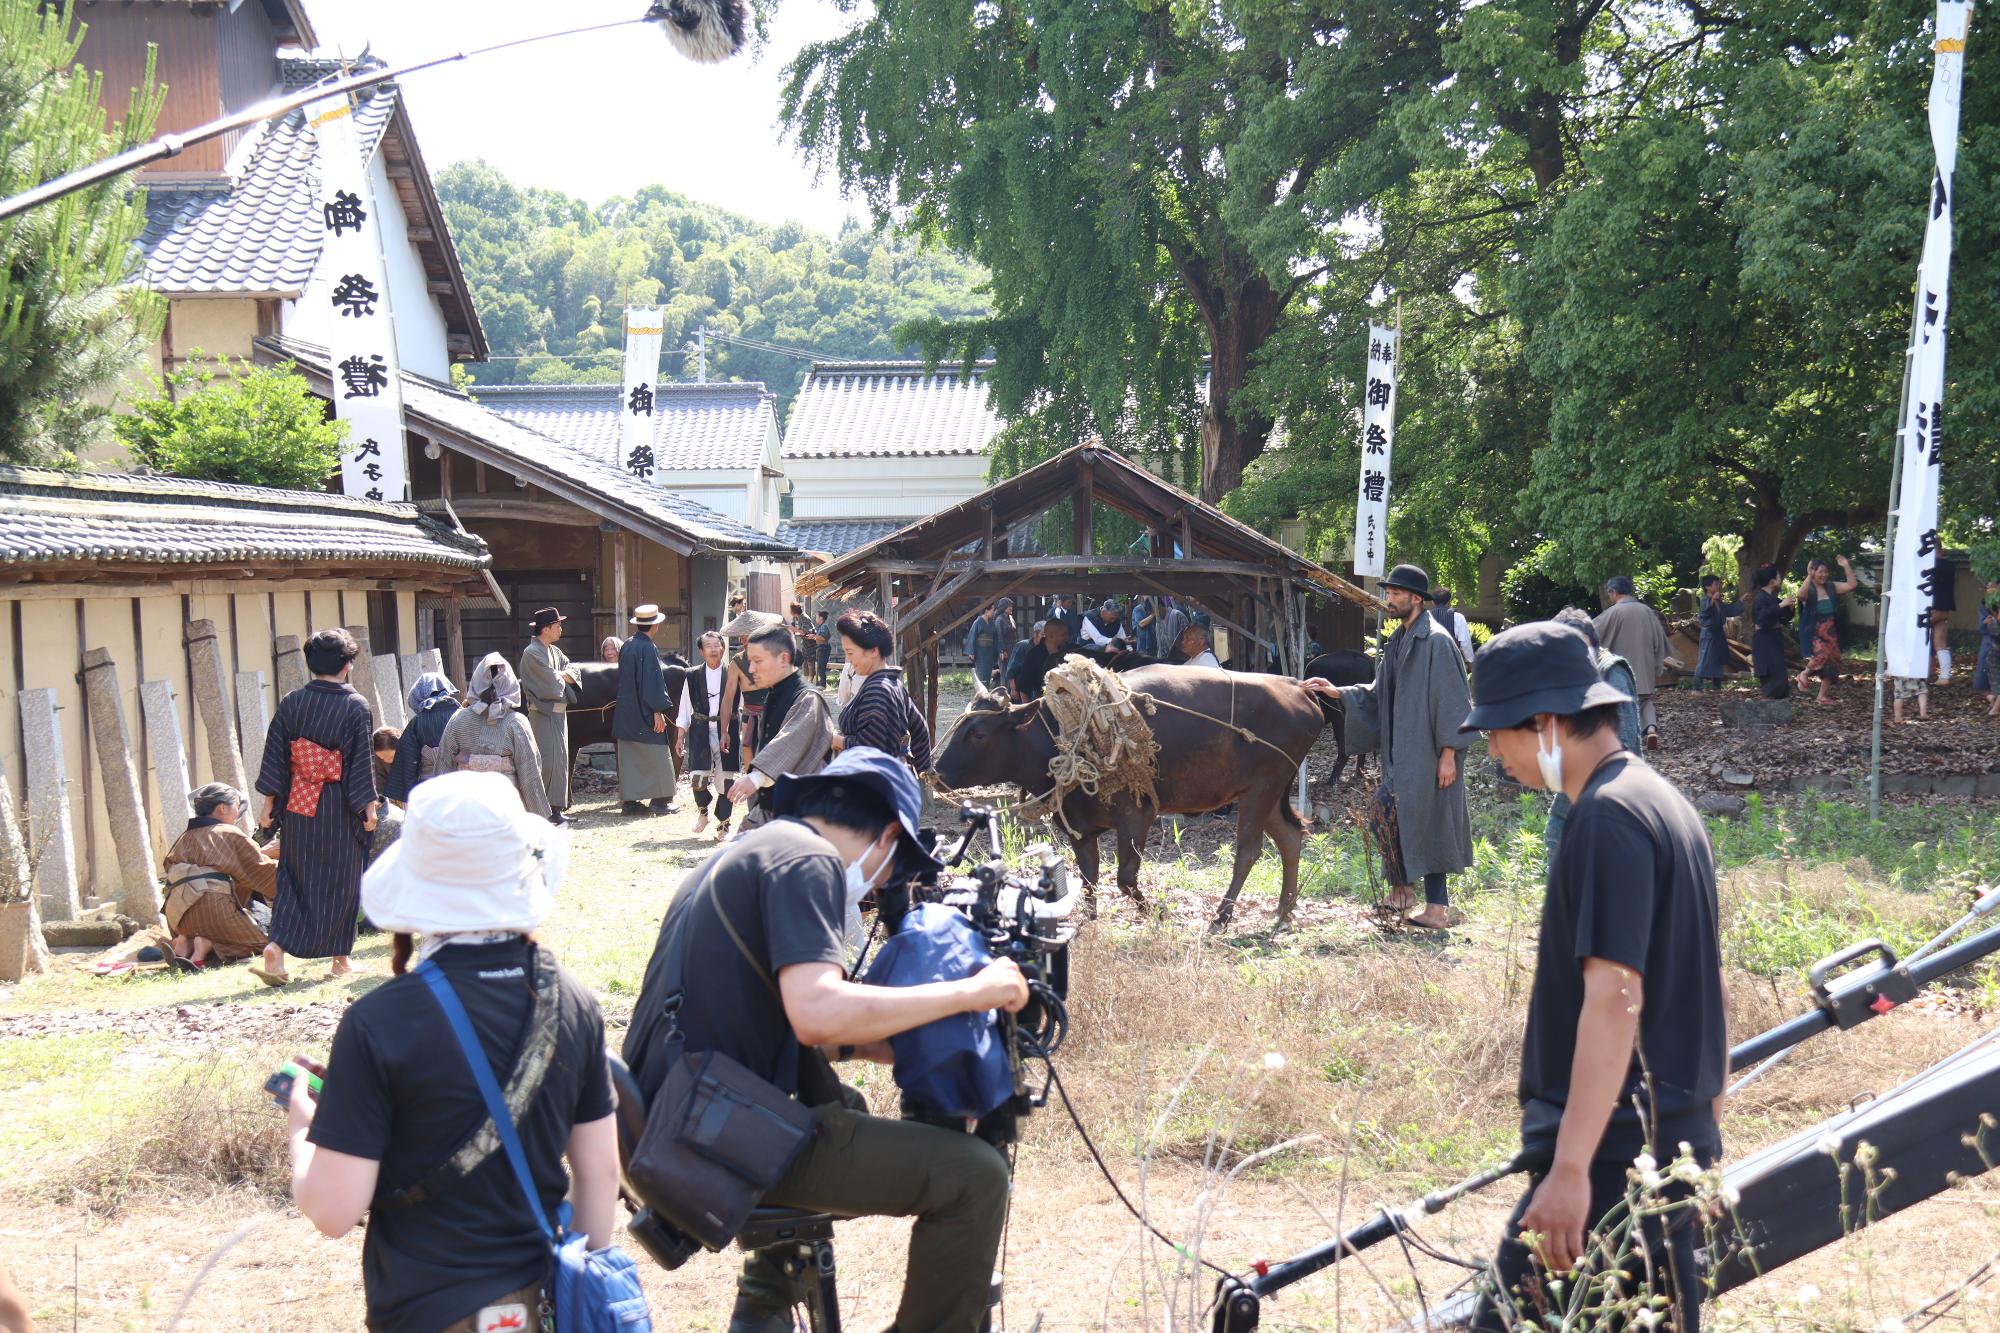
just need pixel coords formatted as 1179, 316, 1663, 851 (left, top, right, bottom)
629, 603, 667, 627
720, 609, 783, 638
362, 772, 567, 936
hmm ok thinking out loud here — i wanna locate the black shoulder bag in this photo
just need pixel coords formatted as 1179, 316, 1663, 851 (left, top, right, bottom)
624, 877, 820, 1252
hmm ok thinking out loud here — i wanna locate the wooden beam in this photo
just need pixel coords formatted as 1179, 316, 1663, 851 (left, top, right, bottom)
1180, 508, 1194, 559
406, 225, 436, 242
1073, 458, 1095, 557
385, 162, 417, 181
613, 531, 629, 620
897, 564, 984, 629
445, 498, 599, 527
427, 279, 456, 296
444, 594, 466, 687
878, 571, 895, 631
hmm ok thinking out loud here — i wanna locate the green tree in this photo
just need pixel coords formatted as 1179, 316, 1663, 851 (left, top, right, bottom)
781, 0, 1453, 502
115, 359, 348, 491
0, 0, 163, 467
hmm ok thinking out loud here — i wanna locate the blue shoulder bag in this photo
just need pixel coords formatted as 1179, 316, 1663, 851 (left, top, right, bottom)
418, 961, 653, 1332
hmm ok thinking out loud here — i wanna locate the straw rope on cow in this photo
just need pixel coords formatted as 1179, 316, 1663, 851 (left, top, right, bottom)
1018, 657, 1163, 837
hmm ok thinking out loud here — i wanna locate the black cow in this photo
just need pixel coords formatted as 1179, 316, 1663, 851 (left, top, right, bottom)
1299, 649, 1375, 787
564, 652, 691, 774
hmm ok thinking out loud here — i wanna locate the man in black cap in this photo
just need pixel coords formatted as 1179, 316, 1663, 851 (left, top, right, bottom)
624, 747, 1026, 1333
1305, 563, 1472, 929
1462, 621, 1726, 1333
519, 607, 579, 824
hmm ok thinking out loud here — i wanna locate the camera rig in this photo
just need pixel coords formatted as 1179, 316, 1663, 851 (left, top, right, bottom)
873, 804, 1080, 1149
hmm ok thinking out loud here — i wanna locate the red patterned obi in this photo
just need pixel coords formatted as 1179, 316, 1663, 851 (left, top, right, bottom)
287, 739, 343, 816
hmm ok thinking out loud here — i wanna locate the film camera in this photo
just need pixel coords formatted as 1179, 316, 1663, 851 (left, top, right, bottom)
615, 804, 1081, 1272
876, 803, 1079, 1146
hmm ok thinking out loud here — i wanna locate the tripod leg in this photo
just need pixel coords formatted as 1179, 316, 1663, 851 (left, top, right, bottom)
811, 1237, 840, 1333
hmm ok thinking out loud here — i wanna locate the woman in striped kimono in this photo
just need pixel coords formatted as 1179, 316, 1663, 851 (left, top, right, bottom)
253, 628, 379, 986
436, 654, 551, 818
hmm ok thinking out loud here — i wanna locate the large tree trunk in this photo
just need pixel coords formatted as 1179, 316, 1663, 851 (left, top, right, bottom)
1738, 491, 1889, 594
1196, 274, 1282, 504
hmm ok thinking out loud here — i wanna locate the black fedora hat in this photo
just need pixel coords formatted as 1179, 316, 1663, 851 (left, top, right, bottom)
529, 607, 566, 629
1460, 621, 1633, 733
1382, 563, 1430, 597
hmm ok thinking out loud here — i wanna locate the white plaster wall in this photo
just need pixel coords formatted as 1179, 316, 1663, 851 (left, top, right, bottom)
282, 151, 451, 381
785, 453, 990, 520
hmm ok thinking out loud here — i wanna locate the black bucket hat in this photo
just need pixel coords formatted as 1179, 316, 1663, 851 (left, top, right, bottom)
1460, 621, 1633, 733
1382, 563, 1430, 597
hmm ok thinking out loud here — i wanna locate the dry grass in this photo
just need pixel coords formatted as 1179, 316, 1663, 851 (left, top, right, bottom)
3, 769, 1999, 1330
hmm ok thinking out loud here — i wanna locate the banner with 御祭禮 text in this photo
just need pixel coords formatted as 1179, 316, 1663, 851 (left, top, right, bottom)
1883, 1, 1969, 681
308, 91, 407, 503
620, 308, 666, 481
1351, 322, 1399, 580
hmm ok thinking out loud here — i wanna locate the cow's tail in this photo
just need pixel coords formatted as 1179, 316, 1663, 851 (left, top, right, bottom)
1280, 792, 1306, 830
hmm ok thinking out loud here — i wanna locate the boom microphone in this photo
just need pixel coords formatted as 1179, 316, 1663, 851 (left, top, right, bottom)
644, 0, 750, 63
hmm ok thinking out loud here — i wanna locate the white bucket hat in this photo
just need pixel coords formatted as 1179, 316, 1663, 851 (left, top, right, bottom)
362, 772, 566, 935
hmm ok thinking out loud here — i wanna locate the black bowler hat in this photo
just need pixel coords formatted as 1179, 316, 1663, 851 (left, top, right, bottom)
1382, 563, 1430, 597
529, 607, 566, 629
1460, 621, 1633, 733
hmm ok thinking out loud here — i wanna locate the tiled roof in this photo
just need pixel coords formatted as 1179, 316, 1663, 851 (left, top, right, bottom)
477, 382, 777, 473
259, 338, 795, 560
783, 361, 1004, 460
774, 519, 909, 558
136, 63, 397, 296
0, 466, 489, 571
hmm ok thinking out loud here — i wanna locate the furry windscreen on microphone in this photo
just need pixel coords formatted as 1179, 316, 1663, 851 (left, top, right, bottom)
644, 0, 749, 63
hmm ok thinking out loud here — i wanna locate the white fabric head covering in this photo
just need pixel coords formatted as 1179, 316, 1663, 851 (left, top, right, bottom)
466, 652, 522, 719
362, 771, 565, 935
405, 671, 456, 715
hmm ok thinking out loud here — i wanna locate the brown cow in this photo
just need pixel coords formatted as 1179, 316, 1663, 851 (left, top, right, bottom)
934, 663, 1325, 929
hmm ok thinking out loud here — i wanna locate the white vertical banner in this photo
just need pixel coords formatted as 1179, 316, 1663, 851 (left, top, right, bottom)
308, 93, 407, 502
620, 307, 666, 481
1351, 321, 1400, 579
1884, 1, 1969, 681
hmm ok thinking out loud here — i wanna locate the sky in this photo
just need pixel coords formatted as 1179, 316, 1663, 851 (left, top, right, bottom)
310, 0, 869, 236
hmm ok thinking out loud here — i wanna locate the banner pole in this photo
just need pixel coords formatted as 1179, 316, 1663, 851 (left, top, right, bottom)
1870, 286, 1922, 821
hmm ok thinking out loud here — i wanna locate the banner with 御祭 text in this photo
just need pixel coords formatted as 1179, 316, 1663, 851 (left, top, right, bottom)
308, 92, 407, 503
621, 307, 666, 481
1351, 321, 1399, 580
1884, 0, 1969, 681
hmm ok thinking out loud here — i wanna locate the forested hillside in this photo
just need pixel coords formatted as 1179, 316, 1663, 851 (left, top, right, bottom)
435, 160, 990, 409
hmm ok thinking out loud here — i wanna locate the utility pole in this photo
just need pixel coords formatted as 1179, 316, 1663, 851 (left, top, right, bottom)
694, 329, 707, 383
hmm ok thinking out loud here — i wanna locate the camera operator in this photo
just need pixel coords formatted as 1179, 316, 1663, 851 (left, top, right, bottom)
623, 747, 1028, 1333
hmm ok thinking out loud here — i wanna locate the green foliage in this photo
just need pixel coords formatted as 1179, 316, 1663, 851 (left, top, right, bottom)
0, 1, 164, 467
1700, 534, 1745, 586
114, 359, 348, 491
1498, 540, 1596, 623
433, 162, 990, 412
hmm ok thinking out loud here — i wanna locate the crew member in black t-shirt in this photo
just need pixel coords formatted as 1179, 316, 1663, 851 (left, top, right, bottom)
624, 747, 1028, 1333
286, 772, 622, 1333
1010, 614, 1072, 701
1462, 622, 1727, 1333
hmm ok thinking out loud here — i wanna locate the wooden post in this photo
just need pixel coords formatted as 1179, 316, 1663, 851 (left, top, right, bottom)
613, 530, 630, 621
234, 671, 268, 790
925, 644, 940, 740
878, 571, 896, 630
18, 689, 80, 922
0, 745, 51, 979
1074, 460, 1095, 557
273, 634, 306, 698
185, 619, 250, 801
444, 595, 466, 689
80, 647, 158, 922
140, 680, 195, 835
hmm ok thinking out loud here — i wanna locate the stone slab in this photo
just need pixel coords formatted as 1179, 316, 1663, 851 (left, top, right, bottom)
186, 619, 248, 799
1934, 775, 1979, 798
234, 671, 268, 788
1881, 774, 1934, 796
274, 635, 307, 698
1719, 697, 1795, 729
139, 680, 193, 833
372, 655, 408, 729
81, 647, 158, 922
345, 626, 381, 725
18, 689, 79, 922
398, 653, 425, 700
1696, 792, 1748, 818
420, 648, 444, 678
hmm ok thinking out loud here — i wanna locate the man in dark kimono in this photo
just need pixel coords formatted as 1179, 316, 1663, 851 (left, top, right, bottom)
727, 622, 834, 828
968, 604, 1002, 688
1010, 616, 1072, 701
253, 628, 378, 985
1306, 564, 1473, 930
614, 604, 678, 816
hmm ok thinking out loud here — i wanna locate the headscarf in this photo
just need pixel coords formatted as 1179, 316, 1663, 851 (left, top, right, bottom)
405, 671, 457, 715
466, 652, 522, 719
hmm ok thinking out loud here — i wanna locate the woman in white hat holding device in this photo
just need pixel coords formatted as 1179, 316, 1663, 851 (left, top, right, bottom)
285, 772, 628, 1332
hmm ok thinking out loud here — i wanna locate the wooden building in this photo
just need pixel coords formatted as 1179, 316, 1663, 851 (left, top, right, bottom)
796, 444, 1380, 732
261, 339, 796, 659
0, 466, 490, 909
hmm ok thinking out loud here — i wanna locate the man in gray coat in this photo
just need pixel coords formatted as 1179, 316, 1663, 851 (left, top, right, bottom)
518, 607, 579, 824
1594, 575, 1671, 751
1307, 564, 1473, 929
614, 604, 679, 816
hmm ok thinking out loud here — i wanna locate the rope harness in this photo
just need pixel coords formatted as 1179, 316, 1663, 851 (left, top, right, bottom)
947, 657, 1306, 837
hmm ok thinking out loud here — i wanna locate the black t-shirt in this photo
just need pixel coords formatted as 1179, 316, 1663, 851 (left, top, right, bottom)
1519, 754, 1725, 1165
308, 940, 613, 1333
623, 819, 848, 1103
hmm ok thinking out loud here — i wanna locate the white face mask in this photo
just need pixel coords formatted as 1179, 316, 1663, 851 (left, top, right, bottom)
1535, 718, 1564, 791
842, 836, 894, 949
